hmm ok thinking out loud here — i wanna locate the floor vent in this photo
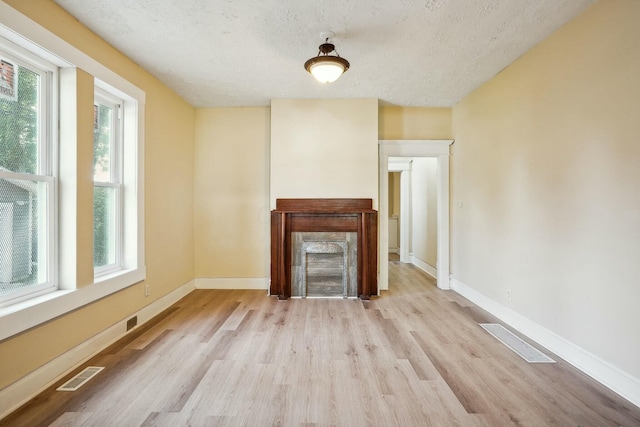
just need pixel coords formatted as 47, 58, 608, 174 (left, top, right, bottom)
57, 366, 105, 391
480, 324, 555, 363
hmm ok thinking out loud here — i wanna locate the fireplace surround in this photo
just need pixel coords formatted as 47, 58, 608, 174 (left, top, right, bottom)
270, 198, 378, 300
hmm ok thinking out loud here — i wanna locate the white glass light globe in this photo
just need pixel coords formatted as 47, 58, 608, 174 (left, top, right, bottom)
309, 61, 345, 83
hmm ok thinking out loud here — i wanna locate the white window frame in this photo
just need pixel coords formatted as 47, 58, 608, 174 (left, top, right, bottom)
93, 89, 124, 277
0, 3, 146, 340
92, 78, 144, 288
0, 38, 58, 307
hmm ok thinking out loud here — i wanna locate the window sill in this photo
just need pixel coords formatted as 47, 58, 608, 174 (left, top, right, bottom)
0, 267, 146, 341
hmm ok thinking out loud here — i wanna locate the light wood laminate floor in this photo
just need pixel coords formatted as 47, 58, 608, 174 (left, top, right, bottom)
3, 260, 640, 426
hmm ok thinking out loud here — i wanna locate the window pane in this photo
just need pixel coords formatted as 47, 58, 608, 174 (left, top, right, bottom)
0, 60, 39, 175
93, 103, 112, 181
94, 186, 116, 268
94, 95, 121, 275
0, 177, 48, 295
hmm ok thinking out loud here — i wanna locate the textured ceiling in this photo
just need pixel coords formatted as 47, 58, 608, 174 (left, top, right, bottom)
53, 0, 594, 108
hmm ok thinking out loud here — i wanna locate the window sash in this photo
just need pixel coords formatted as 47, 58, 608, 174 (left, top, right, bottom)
94, 90, 122, 183
0, 39, 56, 307
0, 38, 54, 177
93, 91, 123, 277
0, 171, 55, 307
93, 182, 122, 275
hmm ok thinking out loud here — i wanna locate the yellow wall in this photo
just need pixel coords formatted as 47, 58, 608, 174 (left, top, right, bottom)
379, 106, 452, 140
271, 99, 379, 208
0, 0, 195, 389
411, 158, 438, 268
388, 172, 401, 216
194, 104, 451, 282
194, 108, 270, 278
452, 0, 640, 377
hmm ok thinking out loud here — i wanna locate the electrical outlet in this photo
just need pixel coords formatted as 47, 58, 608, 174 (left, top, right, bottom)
144, 284, 149, 297
506, 289, 512, 301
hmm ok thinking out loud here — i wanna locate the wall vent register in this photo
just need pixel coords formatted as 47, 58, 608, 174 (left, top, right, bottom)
57, 366, 105, 391
480, 324, 555, 363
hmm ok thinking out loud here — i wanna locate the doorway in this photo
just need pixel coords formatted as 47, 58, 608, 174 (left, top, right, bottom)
378, 140, 453, 291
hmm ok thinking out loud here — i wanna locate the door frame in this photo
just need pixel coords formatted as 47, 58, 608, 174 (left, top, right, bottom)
387, 158, 412, 264
379, 140, 453, 291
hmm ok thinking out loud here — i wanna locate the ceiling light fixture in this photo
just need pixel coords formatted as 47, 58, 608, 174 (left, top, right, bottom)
304, 31, 350, 83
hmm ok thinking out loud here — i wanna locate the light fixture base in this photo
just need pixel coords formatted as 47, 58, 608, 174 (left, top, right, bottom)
319, 31, 336, 41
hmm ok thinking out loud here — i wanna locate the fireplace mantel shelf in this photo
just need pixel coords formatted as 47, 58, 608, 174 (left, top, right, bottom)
270, 198, 378, 300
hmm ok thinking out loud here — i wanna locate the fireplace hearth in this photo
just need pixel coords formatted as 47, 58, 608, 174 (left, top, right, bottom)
293, 233, 356, 298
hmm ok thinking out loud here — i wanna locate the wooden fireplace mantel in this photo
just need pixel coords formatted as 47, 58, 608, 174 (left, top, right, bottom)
270, 198, 378, 300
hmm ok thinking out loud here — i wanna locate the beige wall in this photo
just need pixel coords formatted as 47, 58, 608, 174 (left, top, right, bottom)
271, 99, 379, 208
389, 172, 401, 216
452, 0, 640, 378
379, 107, 452, 140
194, 108, 270, 278
411, 158, 438, 268
0, 0, 195, 389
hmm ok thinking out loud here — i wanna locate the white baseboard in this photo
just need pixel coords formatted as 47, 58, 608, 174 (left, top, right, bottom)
410, 256, 437, 279
0, 279, 195, 420
195, 277, 269, 290
450, 277, 640, 408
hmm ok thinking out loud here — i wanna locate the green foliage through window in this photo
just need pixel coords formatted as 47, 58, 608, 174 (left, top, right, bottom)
0, 65, 38, 174
93, 100, 116, 269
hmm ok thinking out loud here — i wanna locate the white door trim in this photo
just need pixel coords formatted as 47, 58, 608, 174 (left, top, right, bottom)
388, 159, 412, 263
379, 140, 453, 291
